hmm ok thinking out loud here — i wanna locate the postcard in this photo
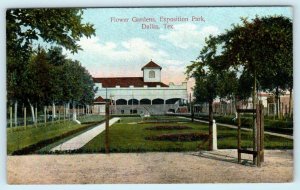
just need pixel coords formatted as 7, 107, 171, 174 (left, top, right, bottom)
6, 6, 293, 184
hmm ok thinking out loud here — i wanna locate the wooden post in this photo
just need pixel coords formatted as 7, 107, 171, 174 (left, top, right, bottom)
9, 106, 13, 128
256, 103, 261, 167
260, 103, 265, 162
253, 108, 257, 165
105, 102, 110, 153
237, 110, 241, 163
24, 107, 27, 129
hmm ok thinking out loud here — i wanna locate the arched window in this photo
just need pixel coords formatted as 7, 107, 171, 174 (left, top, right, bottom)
149, 70, 155, 78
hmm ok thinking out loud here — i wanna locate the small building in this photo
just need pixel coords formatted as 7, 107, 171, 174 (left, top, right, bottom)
92, 60, 188, 115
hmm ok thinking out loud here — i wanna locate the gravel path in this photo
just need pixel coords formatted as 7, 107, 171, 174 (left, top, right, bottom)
51, 117, 120, 151
7, 150, 293, 184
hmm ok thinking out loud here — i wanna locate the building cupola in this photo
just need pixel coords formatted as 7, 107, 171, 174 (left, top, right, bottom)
141, 60, 162, 82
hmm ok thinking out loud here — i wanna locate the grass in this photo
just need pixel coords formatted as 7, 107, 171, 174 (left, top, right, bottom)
78, 115, 105, 123
80, 116, 293, 153
193, 114, 293, 135
7, 115, 105, 155
36, 123, 101, 153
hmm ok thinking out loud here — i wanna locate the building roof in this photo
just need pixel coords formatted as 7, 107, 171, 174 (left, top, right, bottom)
93, 77, 169, 88
94, 96, 106, 103
141, 60, 162, 70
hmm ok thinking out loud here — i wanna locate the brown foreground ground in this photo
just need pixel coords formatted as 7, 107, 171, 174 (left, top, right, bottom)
7, 150, 293, 184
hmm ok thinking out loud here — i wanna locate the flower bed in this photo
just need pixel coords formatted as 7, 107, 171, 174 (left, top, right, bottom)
145, 125, 192, 130
145, 132, 209, 142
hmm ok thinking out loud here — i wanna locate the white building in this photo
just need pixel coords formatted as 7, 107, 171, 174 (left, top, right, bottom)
93, 61, 188, 115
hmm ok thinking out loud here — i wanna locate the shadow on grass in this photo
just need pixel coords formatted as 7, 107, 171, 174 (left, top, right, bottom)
187, 151, 256, 167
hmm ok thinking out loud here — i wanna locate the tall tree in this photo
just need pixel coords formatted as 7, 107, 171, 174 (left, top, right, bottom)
24, 48, 51, 122
61, 60, 95, 121
215, 16, 292, 116
7, 8, 96, 119
186, 35, 238, 150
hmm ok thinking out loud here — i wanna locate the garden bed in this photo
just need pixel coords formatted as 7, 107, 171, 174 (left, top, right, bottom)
145, 133, 209, 142
145, 125, 192, 130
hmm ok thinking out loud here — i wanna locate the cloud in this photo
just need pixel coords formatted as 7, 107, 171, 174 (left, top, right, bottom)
159, 23, 220, 49
73, 36, 169, 62
65, 36, 195, 91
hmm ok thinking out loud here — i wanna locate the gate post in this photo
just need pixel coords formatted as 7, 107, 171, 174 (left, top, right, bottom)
237, 106, 241, 163
260, 102, 265, 162
256, 103, 261, 167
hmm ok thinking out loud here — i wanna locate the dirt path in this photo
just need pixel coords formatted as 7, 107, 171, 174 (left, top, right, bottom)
7, 150, 293, 184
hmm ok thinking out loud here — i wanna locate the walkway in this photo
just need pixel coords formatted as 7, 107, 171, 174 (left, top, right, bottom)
51, 117, 120, 151
7, 150, 293, 184
179, 117, 293, 140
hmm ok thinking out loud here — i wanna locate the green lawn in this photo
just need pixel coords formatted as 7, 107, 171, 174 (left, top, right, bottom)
7, 115, 104, 155
78, 115, 105, 123
194, 114, 293, 135
81, 117, 293, 153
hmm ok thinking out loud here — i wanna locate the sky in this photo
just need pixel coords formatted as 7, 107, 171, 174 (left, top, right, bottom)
63, 7, 292, 92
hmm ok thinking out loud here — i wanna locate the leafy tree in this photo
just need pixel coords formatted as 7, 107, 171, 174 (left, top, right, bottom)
236, 69, 253, 106
215, 16, 292, 117
46, 47, 67, 119
23, 48, 51, 122
7, 8, 96, 123
6, 8, 95, 54
186, 56, 237, 150
61, 60, 95, 121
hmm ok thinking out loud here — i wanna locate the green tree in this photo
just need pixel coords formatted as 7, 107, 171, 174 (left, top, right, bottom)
186, 36, 238, 150
7, 8, 96, 123
215, 16, 292, 117
6, 8, 95, 54
24, 48, 51, 122
46, 47, 67, 119
61, 60, 95, 121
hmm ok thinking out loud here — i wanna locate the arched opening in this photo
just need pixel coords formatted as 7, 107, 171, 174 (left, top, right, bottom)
140, 99, 151, 105
128, 99, 139, 105
152, 98, 164, 105
116, 99, 127, 105
166, 98, 181, 104
149, 70, 155, 78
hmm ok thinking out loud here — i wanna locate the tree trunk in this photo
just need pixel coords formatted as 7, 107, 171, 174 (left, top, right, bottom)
14, 100, 18, 127
27, 99, 35, 124
72, 101, 77, 121
52, 101, 56, 119
66, 102, 70, 120
208, 100, 213, 151
289, 87, 293, 117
